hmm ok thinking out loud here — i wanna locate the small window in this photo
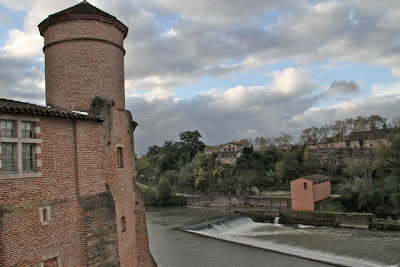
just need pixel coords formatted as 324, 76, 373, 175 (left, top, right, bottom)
117, 147, 123, 168
40, 207, 51, 225
303, 182, 308, 189
354, 145, 357, 148
370, 144, 373, 147
121, 216, 126, 232
22, 144, 35, 172
1, 120, 16, 138
2, 143, 17, 173
21, 121, 34, 138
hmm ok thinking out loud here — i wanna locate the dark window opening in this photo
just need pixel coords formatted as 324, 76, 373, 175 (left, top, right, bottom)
42, 208, 49, 222
303, 182, 308, 189
40, 206, 51, 225
117, 147, 123, 168
121, 216, 126, 232
22, 144, 35, 172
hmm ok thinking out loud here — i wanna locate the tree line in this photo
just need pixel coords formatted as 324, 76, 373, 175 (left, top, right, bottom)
299, 115, 399, 144
136, 116, 400, 216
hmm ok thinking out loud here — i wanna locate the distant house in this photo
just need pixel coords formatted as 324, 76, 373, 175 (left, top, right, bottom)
306, 128, 395, 150
290, 174, 331, 211
217, 142, 245, 165
204, 141, 244, 165
346, 128, 392, 148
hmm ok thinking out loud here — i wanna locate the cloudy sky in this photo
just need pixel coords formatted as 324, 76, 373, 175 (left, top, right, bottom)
0, 0, 399, 154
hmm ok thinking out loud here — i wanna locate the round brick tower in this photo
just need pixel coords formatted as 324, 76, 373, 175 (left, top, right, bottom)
38, 1, 128, 111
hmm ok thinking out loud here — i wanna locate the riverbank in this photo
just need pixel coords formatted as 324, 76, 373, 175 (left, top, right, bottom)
184, 194, 400, 231
236, 209, 373, 229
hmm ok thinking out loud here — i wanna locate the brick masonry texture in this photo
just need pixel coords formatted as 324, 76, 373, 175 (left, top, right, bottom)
43, 20, 126, 111
80, 192, 119, 266
290, 178, 331, 211
0, 2, 156, 266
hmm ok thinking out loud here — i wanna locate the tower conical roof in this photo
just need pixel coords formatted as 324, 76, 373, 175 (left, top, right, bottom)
38, 1, 128, 37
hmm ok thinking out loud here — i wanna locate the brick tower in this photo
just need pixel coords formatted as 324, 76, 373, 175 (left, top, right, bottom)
35, 1, 156, 266
39, 0, 127, 111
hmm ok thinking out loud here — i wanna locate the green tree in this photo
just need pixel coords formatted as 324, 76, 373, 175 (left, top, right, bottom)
179, 130, 206, 162
339, 177, 374, 212
372, 132, 400, 215
343, 158, 370, 179
374, 132, 400, 178
156, 178, 173, 206
303, 149, 320, 174
325, 150, 341, 176
275, 150, 301, 182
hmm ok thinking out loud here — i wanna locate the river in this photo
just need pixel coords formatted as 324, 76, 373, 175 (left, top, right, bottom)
146, 207, 400, 267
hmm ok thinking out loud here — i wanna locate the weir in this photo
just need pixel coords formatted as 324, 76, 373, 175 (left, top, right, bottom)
183, 215, 381, 267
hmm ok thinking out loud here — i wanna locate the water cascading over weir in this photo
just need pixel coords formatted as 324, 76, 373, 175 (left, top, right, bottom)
182, 215, 381, 267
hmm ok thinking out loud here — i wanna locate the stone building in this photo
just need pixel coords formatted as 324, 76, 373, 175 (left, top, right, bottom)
216, 142, 244, 165
290, 174, 331, 211
0, 1, 156, 266
305, 128, 398, 165
306, 128, 393, 151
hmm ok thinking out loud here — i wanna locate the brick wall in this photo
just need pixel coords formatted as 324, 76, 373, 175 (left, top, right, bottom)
42, 19, 126, 111
291, 178, 331, 211
80, 191, 120, 266
0, 3, 155, 266
313, 181, 331, 203
105, 108, 155, 266
75, 120, 106, 196
0, 116, 92, 266
290, 179, 315, 211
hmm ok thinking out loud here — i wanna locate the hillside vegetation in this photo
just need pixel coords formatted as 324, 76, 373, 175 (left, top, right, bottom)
136, 116, 400, 216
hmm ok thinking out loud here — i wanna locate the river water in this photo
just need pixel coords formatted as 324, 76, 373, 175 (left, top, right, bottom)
146, 207, 400, 267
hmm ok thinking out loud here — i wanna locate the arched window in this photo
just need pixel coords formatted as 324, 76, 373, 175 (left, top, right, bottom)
117, 146, 123, 168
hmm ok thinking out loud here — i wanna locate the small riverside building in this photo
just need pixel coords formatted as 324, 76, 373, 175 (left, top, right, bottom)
290, 174, 331, 211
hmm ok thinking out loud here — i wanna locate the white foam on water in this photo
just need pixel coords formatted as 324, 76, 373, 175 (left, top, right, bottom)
297, 224, 316, 229
187, 217, 383, 267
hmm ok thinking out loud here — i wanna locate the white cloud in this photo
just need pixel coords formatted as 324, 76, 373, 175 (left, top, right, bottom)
2, 29, 42, 58
0, 0, 77, 58
0, 0, 33, 10
371, 81, 400, 97
0, 0, 399, 154
270, 68, 316, 95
